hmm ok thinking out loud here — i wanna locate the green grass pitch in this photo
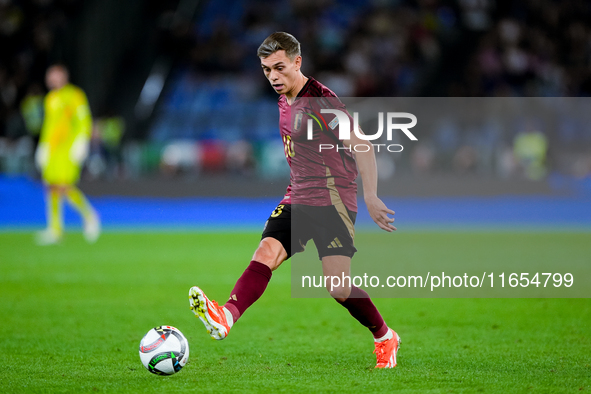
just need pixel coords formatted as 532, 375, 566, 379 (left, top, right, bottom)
1, 231, 590, 393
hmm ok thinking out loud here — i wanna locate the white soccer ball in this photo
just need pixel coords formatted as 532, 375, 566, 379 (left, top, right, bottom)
139, 325, 189, 375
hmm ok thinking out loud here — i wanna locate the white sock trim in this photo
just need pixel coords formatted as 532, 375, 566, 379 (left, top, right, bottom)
374, 328, 393, 343
223, 307, 234, 328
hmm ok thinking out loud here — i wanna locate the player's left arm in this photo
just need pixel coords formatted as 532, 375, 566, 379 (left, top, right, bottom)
69, 89, 93, 165
342, 131, 396, 232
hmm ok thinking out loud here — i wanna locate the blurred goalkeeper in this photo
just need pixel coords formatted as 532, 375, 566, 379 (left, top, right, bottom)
35, 64, 100, 245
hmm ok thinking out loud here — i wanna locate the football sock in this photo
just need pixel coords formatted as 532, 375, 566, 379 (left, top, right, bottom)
46, 188, 63, 235
65, 186, 94, 220
222, 307, 234, 328
337, 285, 389, 339
224, 260, 272, 324
374, 329, 393, 343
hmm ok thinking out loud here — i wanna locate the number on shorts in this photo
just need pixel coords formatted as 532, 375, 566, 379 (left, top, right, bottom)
271, 204, 285, 218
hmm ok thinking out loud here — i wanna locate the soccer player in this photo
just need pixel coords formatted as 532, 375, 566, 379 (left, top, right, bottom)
189, 32, 400, 368
35, 65, 100, 245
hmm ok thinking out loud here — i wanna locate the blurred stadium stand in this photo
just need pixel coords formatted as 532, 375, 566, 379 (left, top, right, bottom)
1, 0, 591, 197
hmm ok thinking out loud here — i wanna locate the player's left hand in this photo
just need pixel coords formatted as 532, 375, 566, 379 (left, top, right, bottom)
365, 195, 396, 232
70, 134, 89, 164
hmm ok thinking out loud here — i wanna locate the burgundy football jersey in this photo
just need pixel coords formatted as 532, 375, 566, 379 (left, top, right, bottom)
278, 77, 358, 212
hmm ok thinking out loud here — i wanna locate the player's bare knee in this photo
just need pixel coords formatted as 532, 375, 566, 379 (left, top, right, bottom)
327, 285, 351, 301
252, 238, 287, 271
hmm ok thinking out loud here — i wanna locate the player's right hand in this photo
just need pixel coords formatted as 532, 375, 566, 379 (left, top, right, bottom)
35, 143, 49, 170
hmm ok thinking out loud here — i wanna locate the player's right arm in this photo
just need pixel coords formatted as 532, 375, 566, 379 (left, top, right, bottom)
35, 94, 53, 170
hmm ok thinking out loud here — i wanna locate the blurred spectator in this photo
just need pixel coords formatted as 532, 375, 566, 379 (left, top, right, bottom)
226, 140, 256, 176
87, 113, 125, 180
458, 0, 493, 31
465, 1, 591, 97
513, 129, 548, 181
20, 83, 45, 141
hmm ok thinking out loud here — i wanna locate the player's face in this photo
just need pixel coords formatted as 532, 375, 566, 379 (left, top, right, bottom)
45, 67, 68, 91
260, 50, 302, 96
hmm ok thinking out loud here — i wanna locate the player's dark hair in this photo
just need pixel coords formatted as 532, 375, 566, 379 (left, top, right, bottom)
257, 32, 301, 60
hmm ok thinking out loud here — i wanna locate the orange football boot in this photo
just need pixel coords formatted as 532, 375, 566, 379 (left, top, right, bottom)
374, 328, 401, 368
189, 286, 231, 340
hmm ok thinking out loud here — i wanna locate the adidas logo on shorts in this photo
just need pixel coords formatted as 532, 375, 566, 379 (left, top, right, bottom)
327, 237, 343, 248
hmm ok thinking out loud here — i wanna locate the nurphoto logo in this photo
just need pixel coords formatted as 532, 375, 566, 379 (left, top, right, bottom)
304, 109, 418, 153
